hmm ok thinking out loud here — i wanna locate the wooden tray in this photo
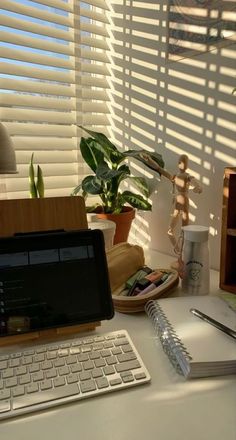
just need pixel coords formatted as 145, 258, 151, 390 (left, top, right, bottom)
112, 269, 179, 313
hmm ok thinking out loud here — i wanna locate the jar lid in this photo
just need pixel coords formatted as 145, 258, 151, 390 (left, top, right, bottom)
181, 225, 209, 242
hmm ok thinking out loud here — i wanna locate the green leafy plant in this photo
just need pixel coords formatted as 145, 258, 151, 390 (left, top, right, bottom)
29, 153, 44, 198
72, 126, 164, 214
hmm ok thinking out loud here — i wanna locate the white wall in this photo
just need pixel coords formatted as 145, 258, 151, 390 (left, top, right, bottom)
109, 1, 236, 270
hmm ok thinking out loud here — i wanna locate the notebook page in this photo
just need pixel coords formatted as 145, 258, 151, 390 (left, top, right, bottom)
158, 296, 236, 363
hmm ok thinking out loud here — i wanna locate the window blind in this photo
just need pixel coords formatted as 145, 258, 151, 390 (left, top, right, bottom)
0, 0, 110, 199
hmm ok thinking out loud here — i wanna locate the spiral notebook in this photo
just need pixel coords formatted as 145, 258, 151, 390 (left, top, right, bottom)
145, 296, 236, 379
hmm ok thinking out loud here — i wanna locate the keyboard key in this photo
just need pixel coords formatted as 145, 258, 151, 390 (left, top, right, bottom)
0, 355, 9, 362
22, 356, 33, 365
114, 338, 129, 346
122, 374, 134, 383
13, 384, 79, 409
117, 353, 137, 363
89, 351, 100, 360
9, 358, 20, 368
115, 360, 141, 373
34, 354, 45, 363
58, 366, 70, 376
94, 358, 106, 368
2, 368, 14, 379
135, 372, 147, 380
41, 361, 53, 370
5, 377, 17, 388
40, 380, 53, 391
110, 378, 122, 386
45, 369, 57, 379
29, 363, 40, 373
67, 374, 78, 384
15, 366, 27, 376
83, 360, 94, 370
19, 374, 31, 385
0, 400, 10, 414
70, 363, 82, 373
26, 383, 39, 394
106, 356, 117, 365
32, 371, 44, 382
122, 344, 133, 353
0, 361, 8, 371
80, 380, 96, 393
103, 366, 115, 375
54, 377, 66, 387
92, 368, 103, 378
66, 355, 77, 365
96, 377, 109, 389
54, 359, 65, 368
78, 353, 89, 362
79, 371, 91, 381
0, 389, 10, 400
12, 386, 25, 397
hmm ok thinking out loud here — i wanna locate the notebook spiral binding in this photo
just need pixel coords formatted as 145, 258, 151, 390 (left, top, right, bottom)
145, 300, 192, 376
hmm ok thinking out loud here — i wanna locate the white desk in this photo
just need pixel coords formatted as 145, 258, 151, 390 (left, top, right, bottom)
1, 251, 236, 440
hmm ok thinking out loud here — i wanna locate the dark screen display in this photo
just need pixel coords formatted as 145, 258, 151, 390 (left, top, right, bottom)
0, 230, 114, 337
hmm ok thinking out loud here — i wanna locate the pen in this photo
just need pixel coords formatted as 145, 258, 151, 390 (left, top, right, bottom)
190, 308, 236, 341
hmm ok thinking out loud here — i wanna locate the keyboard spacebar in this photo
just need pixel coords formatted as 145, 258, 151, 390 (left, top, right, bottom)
13, 384, 79, 410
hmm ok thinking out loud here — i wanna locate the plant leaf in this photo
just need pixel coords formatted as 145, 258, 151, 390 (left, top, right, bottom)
121, 190, 152, 211
79, 126, 124, 164
96, 161, 129, 181
82, 175, 103, 195
124, 149, 165, 173
80, 137, 104, 173
29, 153, 38, 198
127, 176, 150, 197
36, 165, 44, 198
71, 183, 82, 196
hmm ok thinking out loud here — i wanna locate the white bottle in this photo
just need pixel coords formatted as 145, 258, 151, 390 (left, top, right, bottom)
181, 225, 209, 295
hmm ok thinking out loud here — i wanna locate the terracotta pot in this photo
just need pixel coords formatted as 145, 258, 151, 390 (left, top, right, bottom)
96, 206, 135, 244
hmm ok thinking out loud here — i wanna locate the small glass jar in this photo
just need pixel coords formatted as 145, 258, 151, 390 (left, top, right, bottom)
181, 225, 209, 295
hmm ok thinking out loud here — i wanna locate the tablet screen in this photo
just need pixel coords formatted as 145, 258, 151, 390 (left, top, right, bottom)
0, 229, 114, 337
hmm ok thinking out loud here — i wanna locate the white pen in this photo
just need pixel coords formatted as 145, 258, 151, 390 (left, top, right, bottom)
190, 308, 236, 341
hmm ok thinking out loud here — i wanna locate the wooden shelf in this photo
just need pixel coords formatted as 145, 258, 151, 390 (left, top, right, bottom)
220, 168, 236, 294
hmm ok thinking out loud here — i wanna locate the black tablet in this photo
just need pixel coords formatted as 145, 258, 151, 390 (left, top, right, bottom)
0, 229, 114, 337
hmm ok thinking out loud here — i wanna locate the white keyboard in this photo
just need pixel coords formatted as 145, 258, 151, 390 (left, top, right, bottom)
0, 330, 151, 420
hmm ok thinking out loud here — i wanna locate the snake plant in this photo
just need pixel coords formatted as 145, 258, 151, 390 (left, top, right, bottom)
29, 153, 44, 198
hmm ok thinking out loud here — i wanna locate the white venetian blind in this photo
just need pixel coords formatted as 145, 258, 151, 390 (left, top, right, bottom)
0, 0, 110, 199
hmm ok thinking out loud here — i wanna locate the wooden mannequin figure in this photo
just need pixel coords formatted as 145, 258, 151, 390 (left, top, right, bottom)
140, 153, 202, 257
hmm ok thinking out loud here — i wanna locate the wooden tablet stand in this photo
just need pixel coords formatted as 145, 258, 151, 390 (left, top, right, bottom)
0, 196, 101, 346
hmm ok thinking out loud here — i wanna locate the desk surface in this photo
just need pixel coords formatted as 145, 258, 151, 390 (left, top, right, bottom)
1, 251, 236, 440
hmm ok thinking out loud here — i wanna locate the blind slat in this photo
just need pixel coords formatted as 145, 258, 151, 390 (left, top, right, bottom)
0, 92, 110, 109
0, 30, 74, 56
0, 61, 74, 83
0, 108, 76, 124
1, 30, 110, 53
0, 47, 73, 70
30, 0, 109, 13
0, 93, 74, 111
0, 78, 75, 96
1, 0, 73, 27
14, 137, 77, 150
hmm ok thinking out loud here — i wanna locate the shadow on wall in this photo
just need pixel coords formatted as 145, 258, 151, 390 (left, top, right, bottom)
109, 0, 236, 270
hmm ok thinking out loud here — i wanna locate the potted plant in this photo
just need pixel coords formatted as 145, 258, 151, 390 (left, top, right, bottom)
72, 127, 164, 243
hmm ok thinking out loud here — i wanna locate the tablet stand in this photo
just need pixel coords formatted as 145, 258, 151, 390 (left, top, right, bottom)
0, 196, 101, 346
